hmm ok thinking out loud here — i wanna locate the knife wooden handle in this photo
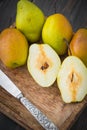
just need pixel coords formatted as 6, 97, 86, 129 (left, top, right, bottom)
18, 94, 58, 130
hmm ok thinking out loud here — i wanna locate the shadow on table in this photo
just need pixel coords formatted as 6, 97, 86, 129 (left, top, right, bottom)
0, 113, 25, 130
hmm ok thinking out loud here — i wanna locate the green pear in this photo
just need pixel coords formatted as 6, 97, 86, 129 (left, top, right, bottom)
27, 43, 61, 87
16, 0, 45, 42
57, 56, 87, 103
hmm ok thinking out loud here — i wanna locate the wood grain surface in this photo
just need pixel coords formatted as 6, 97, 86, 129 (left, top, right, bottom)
0, 0, 87, 130
0, 61, 87, 130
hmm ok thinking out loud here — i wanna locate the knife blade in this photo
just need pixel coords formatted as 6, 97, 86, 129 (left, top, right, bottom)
0, 69, 58, 130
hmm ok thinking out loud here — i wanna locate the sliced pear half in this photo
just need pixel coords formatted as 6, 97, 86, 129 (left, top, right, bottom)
57, 56, 87, 103
27, 43, 61, 87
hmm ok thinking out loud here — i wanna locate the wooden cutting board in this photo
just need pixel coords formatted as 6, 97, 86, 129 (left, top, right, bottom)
0, 61, 87, 130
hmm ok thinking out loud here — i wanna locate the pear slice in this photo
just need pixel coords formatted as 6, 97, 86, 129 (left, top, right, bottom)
57, 56, 87, 103
27, 44, 61, 87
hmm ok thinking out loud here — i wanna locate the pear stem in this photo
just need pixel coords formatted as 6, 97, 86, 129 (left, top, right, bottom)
84, 26, 87, 29
63, 38, 72, 55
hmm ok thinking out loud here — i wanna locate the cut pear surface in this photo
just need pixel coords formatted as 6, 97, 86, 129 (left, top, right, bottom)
57, 56, 87, 103
27, 44, 61, 87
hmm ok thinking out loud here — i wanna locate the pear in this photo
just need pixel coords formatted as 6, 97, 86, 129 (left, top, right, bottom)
0, 28, 28, 68
27, 43, 61, 87
16, 0, 45, 43
69, 28, 87, 67
42, 13, 73, 55
57, 56, 87, 103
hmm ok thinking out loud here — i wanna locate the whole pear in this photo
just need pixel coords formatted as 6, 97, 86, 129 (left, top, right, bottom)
42, 13, 73, 55
16, 0, 45, 42
0, 28, 28, 68
69, 28, 87, 67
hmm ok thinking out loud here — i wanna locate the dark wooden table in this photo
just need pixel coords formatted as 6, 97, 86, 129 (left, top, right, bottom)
0, 0, 87, 130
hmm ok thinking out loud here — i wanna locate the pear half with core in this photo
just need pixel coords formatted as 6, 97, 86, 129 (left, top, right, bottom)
16, 0, 45, 42
57, 56, 87, 103
27, 44, 61, 87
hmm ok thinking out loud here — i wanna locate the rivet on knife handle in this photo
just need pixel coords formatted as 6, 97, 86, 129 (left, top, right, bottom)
17, 93, 58, 130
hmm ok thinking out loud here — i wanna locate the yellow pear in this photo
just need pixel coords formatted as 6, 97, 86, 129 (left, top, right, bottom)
42, 13, 73, 55
0, 28, 28, 68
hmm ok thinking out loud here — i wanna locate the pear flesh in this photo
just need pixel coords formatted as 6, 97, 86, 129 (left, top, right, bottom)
27, 44, 61, 87
57, 56, 87, 103
16, 0, 45, 42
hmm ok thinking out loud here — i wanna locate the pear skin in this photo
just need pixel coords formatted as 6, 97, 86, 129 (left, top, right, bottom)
0, 28, 28, 68
16, 0, 45, 43
69, 28, 87, 67
42, 13, 73, 55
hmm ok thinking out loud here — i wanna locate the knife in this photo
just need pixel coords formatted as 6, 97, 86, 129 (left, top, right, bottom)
0, 69, 58, 130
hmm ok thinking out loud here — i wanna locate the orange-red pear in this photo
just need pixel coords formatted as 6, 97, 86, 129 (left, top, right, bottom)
69, 28, 87, 67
